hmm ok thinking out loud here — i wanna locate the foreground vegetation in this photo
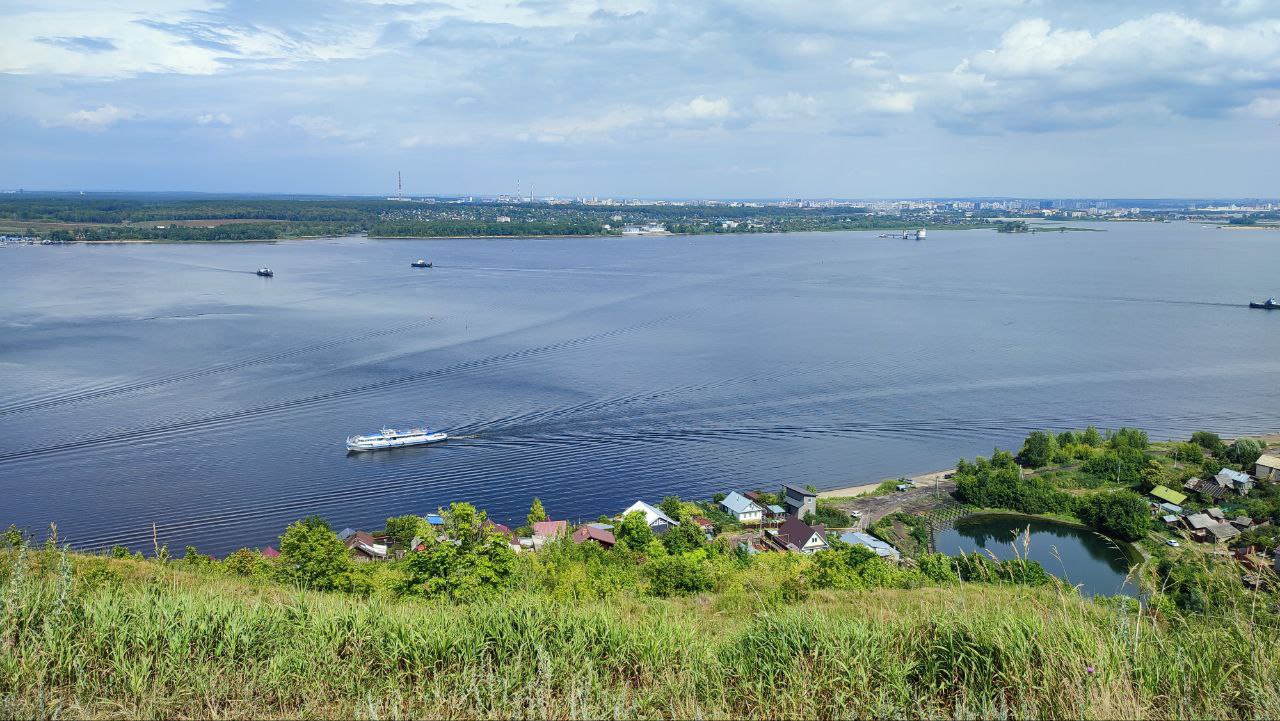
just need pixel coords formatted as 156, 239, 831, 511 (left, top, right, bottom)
2, 539, 1278, 720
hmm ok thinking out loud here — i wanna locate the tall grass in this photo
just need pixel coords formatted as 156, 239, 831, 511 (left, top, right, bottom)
2, 545, 1278, 719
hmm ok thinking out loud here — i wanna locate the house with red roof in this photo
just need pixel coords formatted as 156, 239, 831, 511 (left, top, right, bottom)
572, 524, 616, 548
531, 520, 569, 550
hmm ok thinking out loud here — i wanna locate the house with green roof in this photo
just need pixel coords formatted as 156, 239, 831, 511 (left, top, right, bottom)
1149, 485, 1188, 506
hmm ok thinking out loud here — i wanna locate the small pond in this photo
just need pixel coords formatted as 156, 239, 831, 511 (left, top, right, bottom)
934, 514, 1139, 598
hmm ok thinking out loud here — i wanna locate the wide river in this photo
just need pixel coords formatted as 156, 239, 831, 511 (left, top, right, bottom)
2, 222, 1279, 555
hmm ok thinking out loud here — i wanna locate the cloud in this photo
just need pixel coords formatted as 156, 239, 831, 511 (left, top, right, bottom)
35, 35, 117, 53
288, 114, 368, 140
47, 104, 137, 131
662, 95, 731, 122
196, 113, 233, 125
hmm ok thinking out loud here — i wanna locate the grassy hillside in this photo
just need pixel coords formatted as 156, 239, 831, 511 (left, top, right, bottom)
2, 545, 1278, 720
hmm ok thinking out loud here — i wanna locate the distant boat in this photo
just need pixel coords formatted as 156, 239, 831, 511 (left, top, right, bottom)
346, 426, 447, 452
411, 259, 432, 268
1249, 297, 1279, 309
256, 268, 274, 277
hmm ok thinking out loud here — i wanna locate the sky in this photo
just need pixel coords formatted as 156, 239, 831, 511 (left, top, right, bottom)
1, 0, 1278, 198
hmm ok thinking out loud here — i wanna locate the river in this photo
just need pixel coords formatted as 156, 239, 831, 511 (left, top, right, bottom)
2, 222, 1279, 555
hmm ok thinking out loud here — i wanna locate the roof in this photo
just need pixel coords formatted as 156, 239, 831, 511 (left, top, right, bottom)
775, 518, 825, 550
621, 500, 679, 527
1208, 522, 1240, 541
531, 520, 568, 538
782, 483, 816, 498
1149, 485, 1188, 505
1256, 453, 1280, 469
720, 491, 764, 516
1215, 468, 1252, 486
572, 525, 616, 546
838, 531, 900, 560
337, 528, 356, 541
260, 546, 280, 558
692, 517, 714, 528
1184, 477, 1228, 499
1161, 514, 1179, 524
1232, 516, 1254, 527
1186, 513, 1214, 530
587, 522, 614, 530
344, 531, 387, 558
1207, 507, 1226, 520
767, 504, 786, 515
484, 520, 512, 536
425, 514, 445, 526
1159, 502, 1183, 514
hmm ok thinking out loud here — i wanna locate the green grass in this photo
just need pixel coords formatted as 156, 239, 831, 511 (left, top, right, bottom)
3, 545, 1279, 719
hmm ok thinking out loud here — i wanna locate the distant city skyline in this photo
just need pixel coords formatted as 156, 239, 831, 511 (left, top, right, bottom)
2, 1, 1278, 197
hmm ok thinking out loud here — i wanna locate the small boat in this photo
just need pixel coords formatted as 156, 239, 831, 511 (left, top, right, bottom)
256, 268, 274, 277
346, 425, 447, 452
411, 259, 432, 268
1249, 297, 1279, 309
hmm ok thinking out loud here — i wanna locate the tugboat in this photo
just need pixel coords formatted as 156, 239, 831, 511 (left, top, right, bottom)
411, 259, 432, 268
1249, 297, 1279, 309
256, 268, 274, 277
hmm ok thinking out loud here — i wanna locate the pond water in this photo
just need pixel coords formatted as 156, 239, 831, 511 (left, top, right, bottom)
934, 514, 1139, 597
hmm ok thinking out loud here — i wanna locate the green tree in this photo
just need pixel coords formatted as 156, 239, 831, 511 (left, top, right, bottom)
527, 498, 548, 528
279, 516, 351, 590
223, 548, 268, 578
1191, 431, 1226, 456
1081, 425, 1103, 447
1109, 427, 1149, 451
401, 502, 516, 601
1226, 438, 1264, 468
660, 518, 706, 554
1018, 430, 1059, 468
384, 515, 428, 547
658, 495, 685, 521
1074, 491, 1152, 542
615, 510, 656, 550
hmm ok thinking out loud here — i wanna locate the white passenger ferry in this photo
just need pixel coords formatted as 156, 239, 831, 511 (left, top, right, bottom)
345, 426, 448, 452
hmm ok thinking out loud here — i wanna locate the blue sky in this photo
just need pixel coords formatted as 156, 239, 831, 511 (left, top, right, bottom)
1, 0, 1278, 198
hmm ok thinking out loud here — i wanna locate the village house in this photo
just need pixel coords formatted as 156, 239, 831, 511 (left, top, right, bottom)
720, 491, 765, 524
1184, 512, 1240, 544
1184, 476, 1229, 501
769, 517, 827, 554
1149, 485, 1188, 507
692, 516, 716, 539
572, 524, 617, 548
837, 531, 901, 562
1255, 453, 1280, 482
620, 500, 679, 535
341, 530, 388, 562
531, 520, 569, 550
1214, 468, 1254, 496
782, 484, 817, 519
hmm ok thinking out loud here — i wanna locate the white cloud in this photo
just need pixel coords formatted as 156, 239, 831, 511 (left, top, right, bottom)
288, 115, 368, 140
47, 104, 136, 131
866, 91, 916, 114
662, 95, 732, 122
196, 113, 232, 125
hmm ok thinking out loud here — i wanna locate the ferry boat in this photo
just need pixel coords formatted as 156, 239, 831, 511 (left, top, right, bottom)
1250, 297, 1279, 310
256, 268, 274, 277
411, 259, 432, 268
346, 426, 448, 452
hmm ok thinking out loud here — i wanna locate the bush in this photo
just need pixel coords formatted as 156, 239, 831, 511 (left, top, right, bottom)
1073, 491, 1152, 542
1017, 430, 1059, 468
644, 553, 713, 597
953, 451, 1071, 515
1191, 431, 1226, 456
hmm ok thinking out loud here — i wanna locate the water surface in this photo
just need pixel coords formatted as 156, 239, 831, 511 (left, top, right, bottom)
934, 514, 1138, 597
2, 223, 1279, 555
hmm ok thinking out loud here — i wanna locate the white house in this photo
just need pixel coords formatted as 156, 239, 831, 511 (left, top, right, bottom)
620, 500, 679, 535
719, 491, 764, 524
